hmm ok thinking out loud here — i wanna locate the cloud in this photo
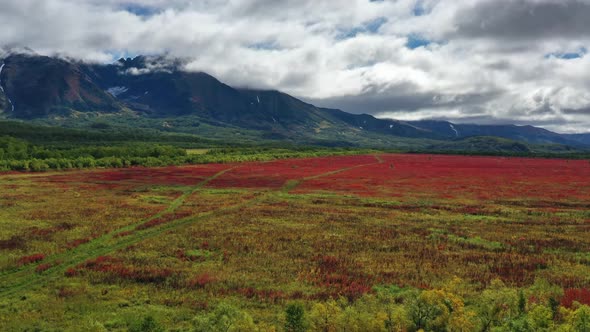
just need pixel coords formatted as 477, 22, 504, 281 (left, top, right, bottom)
452, 0, 590, 40
0, 0, 589, 133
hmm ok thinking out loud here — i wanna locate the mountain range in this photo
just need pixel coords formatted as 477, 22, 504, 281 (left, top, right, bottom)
1, 53, 589, 152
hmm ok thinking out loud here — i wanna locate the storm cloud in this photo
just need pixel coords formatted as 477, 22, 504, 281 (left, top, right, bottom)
0, 0, 589, 133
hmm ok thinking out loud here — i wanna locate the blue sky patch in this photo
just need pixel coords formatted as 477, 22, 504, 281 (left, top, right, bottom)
406, 35, 432, 49
365, 17, 387, 33
336, 17, 388, 40
109, 50, 139, 62
122, 4, 159, 17
413, 0, 428, 16
545, 47, 587, 60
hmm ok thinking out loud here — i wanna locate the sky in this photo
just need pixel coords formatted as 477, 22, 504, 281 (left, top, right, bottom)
1, 0, 589, 133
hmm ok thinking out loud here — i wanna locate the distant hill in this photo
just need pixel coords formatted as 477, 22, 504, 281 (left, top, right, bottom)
562, 133, 590, 146
1, 53, 589, 153
406, 120, 586, 147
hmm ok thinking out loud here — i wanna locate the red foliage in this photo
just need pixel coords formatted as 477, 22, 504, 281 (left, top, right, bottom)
65, 267, 78, 277
17, 253, 45, 266
135, 211, 194, 230
189, 273, 215, 288
306, 255, 374, 301
66, 237, 91, 249
207, 155, 378, 189
561, 288, 590, 308
0, 236, 25, 250
46, 164, 231, 187
57, 286, 78, 298
114, 231, 134, 238
294, 154, 590, 202
235, 287, 285, 303
36, 154, 590, 205
35, 263, 53, 273
317, 255, 341, 273
76, 256, 173, 283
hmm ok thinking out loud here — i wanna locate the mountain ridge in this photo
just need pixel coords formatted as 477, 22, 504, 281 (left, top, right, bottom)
1, 53, 588, 150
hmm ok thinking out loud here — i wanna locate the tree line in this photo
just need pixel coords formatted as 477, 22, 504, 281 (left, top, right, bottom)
0, 136, 369, 172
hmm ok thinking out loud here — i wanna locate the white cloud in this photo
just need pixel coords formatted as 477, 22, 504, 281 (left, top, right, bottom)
1, 0, 589, 132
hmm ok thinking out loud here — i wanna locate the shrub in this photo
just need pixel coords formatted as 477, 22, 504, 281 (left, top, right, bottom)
35, 263, 52, 273
285, 302, 307, 332
189, 273, 215, 289
129, 315, 164, 332
17, 253, 46, 266
193, 303, 256, 332
561, 288, 590, 308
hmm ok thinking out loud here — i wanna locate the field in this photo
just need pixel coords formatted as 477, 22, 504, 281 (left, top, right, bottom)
1, 153, 590, 331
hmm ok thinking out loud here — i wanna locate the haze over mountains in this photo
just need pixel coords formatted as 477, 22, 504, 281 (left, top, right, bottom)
1, 53, 589, 151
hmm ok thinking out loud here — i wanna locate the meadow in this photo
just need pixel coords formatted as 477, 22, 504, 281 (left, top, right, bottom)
1, 154, 590, 331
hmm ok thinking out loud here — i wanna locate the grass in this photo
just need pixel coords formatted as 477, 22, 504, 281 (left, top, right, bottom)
186, 149, 210, 155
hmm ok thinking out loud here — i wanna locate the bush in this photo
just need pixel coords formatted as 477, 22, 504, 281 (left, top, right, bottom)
285, 303, 307, 332
129, 315, 164, 332
193, 303, 256, 332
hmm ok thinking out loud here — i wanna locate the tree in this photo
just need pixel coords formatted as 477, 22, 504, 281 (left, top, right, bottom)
477, 279, 519, 331
193, 303, 257, 332
526, 304, 553, 331
555, 305, 590, 332
285, 303, 307, 332
309, 300, 341, 332
407, 289, 475, 332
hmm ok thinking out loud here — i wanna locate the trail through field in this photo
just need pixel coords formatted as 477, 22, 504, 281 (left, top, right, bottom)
281, 154, 383, 192
0, 156, 383, 299
0, 167, 235, 296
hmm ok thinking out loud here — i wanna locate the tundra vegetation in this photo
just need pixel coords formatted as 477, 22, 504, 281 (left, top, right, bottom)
1, 154, 590, 331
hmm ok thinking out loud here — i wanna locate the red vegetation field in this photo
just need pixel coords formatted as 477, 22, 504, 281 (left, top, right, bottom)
293, 154, 590, 201
2, 153, 590, 330
45, 163, 232, 187
207, 155, 378, 189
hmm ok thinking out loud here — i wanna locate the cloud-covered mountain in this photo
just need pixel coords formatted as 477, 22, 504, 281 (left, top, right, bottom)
0, 54, 119, 118
0, 54, 441, 144
0, 0, 589, 133
0, 53, 588, 151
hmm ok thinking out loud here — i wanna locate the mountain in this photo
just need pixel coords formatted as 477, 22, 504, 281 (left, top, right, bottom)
407, 120, 587, 147
0, 54, 437, 146
1, 53, 589, 152
563, 133, 590, 146
0, 54, 120, 118
425, 136, 579, 154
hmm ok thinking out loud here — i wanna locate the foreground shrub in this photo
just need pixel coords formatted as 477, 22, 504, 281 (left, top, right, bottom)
285, 302, 307, 332
128, 315, 164, 332
193, 303, 257, 332
17, 253, 46, 266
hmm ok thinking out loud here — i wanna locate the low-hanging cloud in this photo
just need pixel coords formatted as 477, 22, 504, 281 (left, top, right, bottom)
0, 0, 589, 133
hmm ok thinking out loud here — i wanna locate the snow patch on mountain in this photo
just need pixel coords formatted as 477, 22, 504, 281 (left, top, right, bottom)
107, 86, 129, 97
0, 62, 15, 112
450, 123, 459, 137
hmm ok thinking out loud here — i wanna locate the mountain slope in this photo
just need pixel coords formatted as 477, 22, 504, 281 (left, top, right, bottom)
0, 53, 588, 151
408, 120, 586, 147
0, 55, 120, 118
323, 108, 442, 139
563, 133, 590, 145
